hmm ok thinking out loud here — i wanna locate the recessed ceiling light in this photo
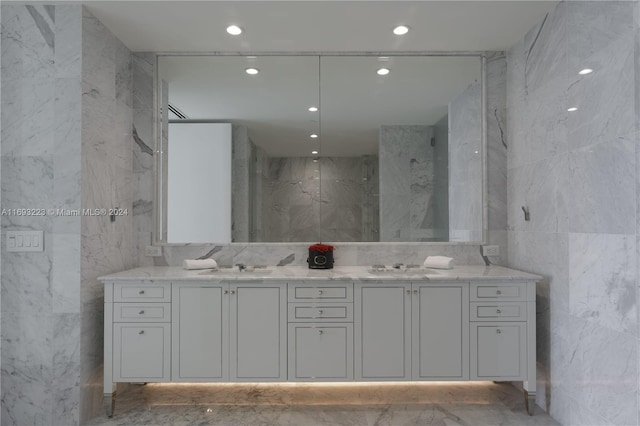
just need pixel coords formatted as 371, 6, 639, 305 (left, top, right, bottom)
245, 68, 259, 75
579, 68, 593, 75
246, 56, 257, 59
226, 25, 242, 35
378, 56, 390, 61
311, 150, 319, 155
377, 68, 390, 76
567, 107, 578, 112
393, 25, 410, 35
308, 106, 318, 112
310, 134, 318, 138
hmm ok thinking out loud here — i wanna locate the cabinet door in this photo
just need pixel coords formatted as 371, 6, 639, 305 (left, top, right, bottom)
412, 284, 469, 380
288, 323, 353, 381
471, 322, 526, 380
113, 323, 170, 382
230, 283, 286, 381
355, 284, 411, 380
172, 284, 229, 381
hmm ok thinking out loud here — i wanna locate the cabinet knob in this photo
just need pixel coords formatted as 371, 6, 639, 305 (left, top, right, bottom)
139, 310, 145, 315
318, 310, 323, 315
496, 290, 502, 295
413, 289, 418, 294
496, 309, 501, 314
496, 329, 501, 334
139, 290, 145, 295
230, 290, 236, 295
318, 290, 323, 295
139, 330, 145, 335
406, 290, 411, 294
224, 290, 229, 294
318, 330, 324, 335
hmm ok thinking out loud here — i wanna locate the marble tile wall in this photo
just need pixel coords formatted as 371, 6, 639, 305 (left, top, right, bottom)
80, 7, 136, 423
260, 156, 375, 242
132, 52, 156, 268
379, 125, 437, 242
506, 2, 638, 425
1, 5, 83, 425
448, 81, 483, 243
231, 125, 253, 242
432, 115, 449, 241
1, 5, 136, 425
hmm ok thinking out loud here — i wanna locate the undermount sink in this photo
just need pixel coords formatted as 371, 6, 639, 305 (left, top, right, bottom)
367, 265, 424, 274
198, 266, 273, 275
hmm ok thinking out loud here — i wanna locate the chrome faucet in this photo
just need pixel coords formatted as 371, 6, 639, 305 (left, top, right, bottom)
393, 263, 404, 269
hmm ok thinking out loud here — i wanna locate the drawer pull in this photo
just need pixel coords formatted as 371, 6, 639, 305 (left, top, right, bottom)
496, 290, 502, 295
413, 289, 418, 294
318, 330, 324, 335
496, 309, 502, 314
318, 290, 323, 295
139, 290, 145, 295
406, 290, 411, 294
318, 310, 323, 315
139, 330, 145, 335
139, 310, 145, 315
496, 329, 501, 334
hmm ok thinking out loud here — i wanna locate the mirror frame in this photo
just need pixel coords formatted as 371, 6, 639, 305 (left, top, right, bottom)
153, 53, 488, 246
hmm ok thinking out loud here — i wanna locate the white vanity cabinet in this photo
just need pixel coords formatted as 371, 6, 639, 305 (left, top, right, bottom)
102, 266, 540, 417
172, 281, 287, 382
354, 282, 468, 381
287, 281, 354, 381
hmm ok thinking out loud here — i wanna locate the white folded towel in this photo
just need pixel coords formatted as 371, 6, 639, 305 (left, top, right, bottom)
423, 256, 454, 270
183, 259, 218, 270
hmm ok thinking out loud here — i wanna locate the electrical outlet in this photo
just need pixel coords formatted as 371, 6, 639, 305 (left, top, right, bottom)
145, 245, 163, 257
482, 245, 500, 257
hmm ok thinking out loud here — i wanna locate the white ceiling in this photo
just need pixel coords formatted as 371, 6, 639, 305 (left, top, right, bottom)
86, 1, 557, 53
84, 1, 557, 157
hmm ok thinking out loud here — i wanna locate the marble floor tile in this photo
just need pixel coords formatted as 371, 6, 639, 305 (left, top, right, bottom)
86, 382, 561, 426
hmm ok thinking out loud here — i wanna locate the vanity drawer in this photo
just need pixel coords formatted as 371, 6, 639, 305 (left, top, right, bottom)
471, 283, 527, 301
288, 303, 353, 322
114, 282, 171, 302
114, 303, 171, 322
470, 302, 527, 321
288, 284, 353, 302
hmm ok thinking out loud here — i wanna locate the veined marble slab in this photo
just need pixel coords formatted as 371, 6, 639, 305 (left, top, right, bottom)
99, 264, 541, 282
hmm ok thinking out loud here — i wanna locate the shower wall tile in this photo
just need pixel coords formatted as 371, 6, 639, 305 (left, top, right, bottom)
1, 312, 53, 426
52, 233, 81, 314
565, 139, 635, 235
568, 318, 638, 426
569, 233, 637, 336
507, 154, 568, 234
0, 5, 55, 81
52, 313, 81, 426
507, 1, 639, 424
486, 54, 507, 255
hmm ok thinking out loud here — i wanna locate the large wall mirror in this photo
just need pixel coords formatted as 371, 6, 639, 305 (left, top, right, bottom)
157, 55, 484, 244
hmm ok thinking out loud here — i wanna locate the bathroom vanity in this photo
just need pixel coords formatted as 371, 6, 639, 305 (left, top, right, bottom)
100, 265, 540, 416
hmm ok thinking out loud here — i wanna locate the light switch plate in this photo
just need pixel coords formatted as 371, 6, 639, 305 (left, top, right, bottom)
6, 230, 44, 252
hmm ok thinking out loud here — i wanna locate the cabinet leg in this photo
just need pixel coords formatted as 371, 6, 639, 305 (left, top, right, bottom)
104, 392, 116, 417
524, 390, 535, 416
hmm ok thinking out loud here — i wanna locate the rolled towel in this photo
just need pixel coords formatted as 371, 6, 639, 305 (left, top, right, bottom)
183, 259, 218, 270
423, 256, 454, 270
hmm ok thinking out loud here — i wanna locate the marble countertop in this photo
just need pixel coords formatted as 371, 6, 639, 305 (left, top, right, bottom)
99, 265, 542, 282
